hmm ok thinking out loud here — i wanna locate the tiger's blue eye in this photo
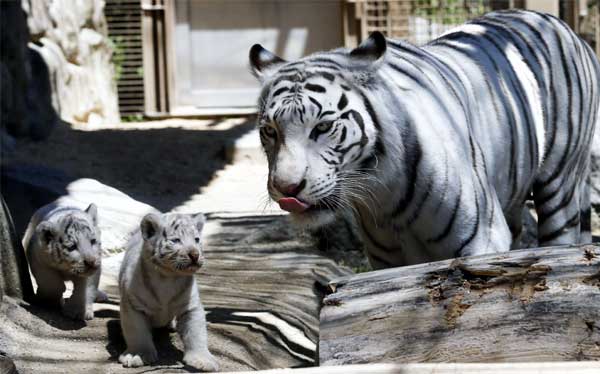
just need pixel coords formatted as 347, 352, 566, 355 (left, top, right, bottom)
171, 238, 181, 244
68, 244, 77, 252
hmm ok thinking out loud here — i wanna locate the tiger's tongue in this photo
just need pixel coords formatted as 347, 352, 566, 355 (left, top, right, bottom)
278, 197, 310, 213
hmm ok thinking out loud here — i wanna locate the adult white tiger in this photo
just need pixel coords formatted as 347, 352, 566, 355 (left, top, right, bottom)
249, 10, 600, 269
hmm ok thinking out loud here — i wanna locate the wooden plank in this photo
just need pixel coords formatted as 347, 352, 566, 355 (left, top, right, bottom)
320, 244, 600, 365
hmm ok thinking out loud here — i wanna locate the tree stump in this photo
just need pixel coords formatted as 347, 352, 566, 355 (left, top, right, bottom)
320, 244, 600, 365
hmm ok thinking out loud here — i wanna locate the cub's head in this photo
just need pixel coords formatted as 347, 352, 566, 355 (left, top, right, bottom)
249, 32, 387, 226
36, 204, 101, 276
140, 212, 206, 275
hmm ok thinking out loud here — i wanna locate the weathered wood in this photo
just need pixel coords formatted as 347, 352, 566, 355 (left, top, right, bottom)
218, 361, 600, 374
320, 244, 600, 365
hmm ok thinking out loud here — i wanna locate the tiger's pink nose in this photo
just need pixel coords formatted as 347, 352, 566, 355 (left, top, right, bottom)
274, 179, 306, 197
188, 250, 200, 263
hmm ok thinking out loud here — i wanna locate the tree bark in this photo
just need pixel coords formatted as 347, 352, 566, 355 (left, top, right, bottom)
320, 244, 600, 365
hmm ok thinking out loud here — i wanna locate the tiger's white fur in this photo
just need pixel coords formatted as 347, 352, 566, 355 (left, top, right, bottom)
250, 10, 600, 268
118, 212, 218, 371
23, 203, 106, 320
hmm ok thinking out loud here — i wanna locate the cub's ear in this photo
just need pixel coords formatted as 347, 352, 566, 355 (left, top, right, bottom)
192, 213, 206, 233
350, 31, 387, 63
85, 203, 98, 225
249, 44, 286, 81
36, 221, 57, 246
140, 213, 162, 241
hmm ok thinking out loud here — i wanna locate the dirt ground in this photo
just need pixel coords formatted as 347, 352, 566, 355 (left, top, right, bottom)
2, 118, 257, 213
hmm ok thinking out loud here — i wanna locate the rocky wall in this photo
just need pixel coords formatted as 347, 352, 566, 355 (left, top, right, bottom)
24, 0, 120, 125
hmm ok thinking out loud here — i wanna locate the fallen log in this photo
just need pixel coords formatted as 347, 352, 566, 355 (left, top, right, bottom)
219, 361, 600, 374
319, 244, 600, 365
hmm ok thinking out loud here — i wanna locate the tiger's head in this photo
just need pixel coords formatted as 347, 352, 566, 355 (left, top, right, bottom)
249, 32, 387, 226
140, 212, 206, 276
36, 204, 102, 277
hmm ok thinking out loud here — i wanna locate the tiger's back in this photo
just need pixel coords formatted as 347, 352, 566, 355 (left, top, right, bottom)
423, 10, 600, 245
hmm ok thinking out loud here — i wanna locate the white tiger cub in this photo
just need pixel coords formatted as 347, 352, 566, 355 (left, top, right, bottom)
23, 203, 106, 320
118, 212, 219, 371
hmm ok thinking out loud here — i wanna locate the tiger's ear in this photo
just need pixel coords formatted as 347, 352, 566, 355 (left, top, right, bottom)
192, 213, 206, 233
350, 31, 387, 64
36, 221, 57, 246
249, 44, 286, 81
85, 203, 98, 226
140, 213, 162, 241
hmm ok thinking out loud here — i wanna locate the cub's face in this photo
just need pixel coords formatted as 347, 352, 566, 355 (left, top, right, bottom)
37, 204, 102, 277
140, 213, 206, 275
249, 33, 386, 227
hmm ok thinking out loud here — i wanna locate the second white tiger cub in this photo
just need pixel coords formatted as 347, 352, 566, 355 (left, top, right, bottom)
24, 203, 105, 320
118, 212, 219, 371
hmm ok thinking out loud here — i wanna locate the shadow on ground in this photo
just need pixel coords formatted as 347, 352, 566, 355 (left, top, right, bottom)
105, 319, 187, 368
1, 117, 256, 237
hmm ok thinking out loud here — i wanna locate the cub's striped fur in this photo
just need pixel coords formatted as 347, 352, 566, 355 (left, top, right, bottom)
249, 10, 600, 269
118, 212, 218, 371
23, 203, 106, 320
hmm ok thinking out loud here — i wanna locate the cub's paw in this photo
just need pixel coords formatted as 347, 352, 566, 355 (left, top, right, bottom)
95, 289, 109, 303
118, 349, 158, 368
84, 306, 94, 320
183, 350, 219, 372
62, 302, 89, 320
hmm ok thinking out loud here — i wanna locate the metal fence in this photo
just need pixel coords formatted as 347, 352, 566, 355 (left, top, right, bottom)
346, 0, 598, 54
354, 0, 497, 44
579, 0, 599, 54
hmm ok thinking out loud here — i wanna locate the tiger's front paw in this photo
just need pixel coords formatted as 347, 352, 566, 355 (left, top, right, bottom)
118, 348, 158, 368
183, 350, 219, 372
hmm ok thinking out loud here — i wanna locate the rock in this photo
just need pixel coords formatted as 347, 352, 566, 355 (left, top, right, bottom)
26, 47, 60, 141
25, 0, 53, 39
0, 195, 34, 302
51, 178, 158, 253
1, 164, 72, 240
1, 169, 158, 254
0, 0, 59, 142
23, 0, 120, 125
0, 353, 17, 374
0, 127, 16, 158
0, 1, 29, 138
